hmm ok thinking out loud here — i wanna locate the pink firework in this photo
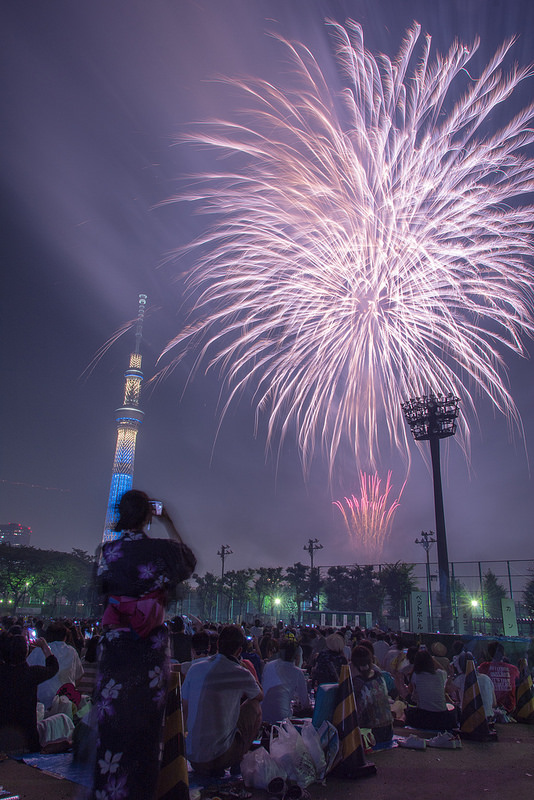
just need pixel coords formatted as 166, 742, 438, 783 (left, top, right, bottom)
333, 471, 405, 563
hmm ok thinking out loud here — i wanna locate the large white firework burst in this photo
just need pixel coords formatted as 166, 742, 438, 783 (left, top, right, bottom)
163, 20, 534, 471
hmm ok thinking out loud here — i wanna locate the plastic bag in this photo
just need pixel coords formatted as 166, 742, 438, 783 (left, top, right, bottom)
241, 746, 285, 789
301, 719, 326, 779
270, 720, 317, 788
316, 720, 339, 775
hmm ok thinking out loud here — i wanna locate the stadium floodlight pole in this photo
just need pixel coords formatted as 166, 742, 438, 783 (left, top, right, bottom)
415, 530, 436, 629
304, 538, 323, 610
402, 393, 459, 633
215, 544, 232, 623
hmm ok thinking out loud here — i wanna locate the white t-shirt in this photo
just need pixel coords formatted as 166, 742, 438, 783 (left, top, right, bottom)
182, 654, 260, 762
411, 669, 448, 712
261, 658, 308, 723
27, 641, 83, 709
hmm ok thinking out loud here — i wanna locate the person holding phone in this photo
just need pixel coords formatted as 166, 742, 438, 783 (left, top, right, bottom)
0, 634, 58, 753
92, 489, 196, 800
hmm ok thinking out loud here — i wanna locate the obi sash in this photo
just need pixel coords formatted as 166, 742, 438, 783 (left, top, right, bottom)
102, 589, 166, 638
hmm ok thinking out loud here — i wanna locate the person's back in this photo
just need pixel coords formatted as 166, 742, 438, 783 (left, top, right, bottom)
311, 634, 347, 687
0, 635, 58, 753
411, 667, 447, 711
405, 649, 457, 731
478, 642, 520, 713
350, 646, 393, 743
27, 623, 83, 709
373, 636, 390, 668
261, 639, 308, 723
182, 625, 263, 774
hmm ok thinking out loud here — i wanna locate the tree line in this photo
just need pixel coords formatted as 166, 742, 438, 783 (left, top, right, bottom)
0, 544, 94, 614
2, 543, 532, 623
188, 562, 420, 621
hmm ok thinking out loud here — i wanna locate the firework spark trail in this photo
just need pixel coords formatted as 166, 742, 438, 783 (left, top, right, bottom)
163, 20, 534, 471
333, 471, 404, 563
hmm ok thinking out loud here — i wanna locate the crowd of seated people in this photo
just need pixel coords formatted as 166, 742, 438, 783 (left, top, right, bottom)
1, 610, 530, 773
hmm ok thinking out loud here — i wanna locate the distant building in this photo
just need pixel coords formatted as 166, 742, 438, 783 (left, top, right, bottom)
0, 523, 32, 546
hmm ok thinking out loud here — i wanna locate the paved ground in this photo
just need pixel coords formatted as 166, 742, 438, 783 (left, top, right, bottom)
1, 723, 533, 800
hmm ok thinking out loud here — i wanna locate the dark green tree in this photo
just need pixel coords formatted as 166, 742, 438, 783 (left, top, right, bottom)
379, 562, 418, 618
324, 566, 353, 611
324, 565, 384, 615
357, 565, 386, 621
482, 569, 507, 618
193, 572, 220, 619
285, 562, 310, 621
253, 567, 284, 615
523, 571, 534, 616
42, 550, 93, 614
0, 545, 50, 611
221, 569, 254, 620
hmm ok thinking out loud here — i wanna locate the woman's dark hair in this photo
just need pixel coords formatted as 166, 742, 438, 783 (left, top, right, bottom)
115, 490, 151, 532
358, 639, 375, 658
413, 649, 436, 674
351, 645, 373, 674
7, 634, 29, 665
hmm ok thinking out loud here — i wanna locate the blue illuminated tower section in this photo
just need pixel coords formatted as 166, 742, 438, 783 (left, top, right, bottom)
102, 294, 147, 542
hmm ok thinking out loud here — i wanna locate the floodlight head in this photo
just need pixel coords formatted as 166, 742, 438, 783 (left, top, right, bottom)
401, 393, 460, 441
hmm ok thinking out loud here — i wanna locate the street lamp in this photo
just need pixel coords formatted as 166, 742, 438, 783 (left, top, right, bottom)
402, 393, 459, 632
415, 530, 436, 629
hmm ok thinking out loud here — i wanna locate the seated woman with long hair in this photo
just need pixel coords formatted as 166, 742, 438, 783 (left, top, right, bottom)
405, 648, 457, 731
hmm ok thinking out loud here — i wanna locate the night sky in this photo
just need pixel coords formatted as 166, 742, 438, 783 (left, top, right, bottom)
2, 0, 533, 579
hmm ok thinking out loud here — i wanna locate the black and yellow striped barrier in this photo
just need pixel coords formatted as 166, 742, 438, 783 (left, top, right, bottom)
459, 656, 498, 742
514, 659, 534, 724
157, 668, 190, 800
332, 664, 376, 778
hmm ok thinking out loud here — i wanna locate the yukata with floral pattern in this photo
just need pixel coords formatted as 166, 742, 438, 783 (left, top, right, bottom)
91, 530, 196, 800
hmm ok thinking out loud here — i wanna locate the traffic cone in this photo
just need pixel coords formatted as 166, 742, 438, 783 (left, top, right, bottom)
332, 665, 376, 778
157, 668, 190, 800
459, 655, 498, 742
514, 659, 534, 724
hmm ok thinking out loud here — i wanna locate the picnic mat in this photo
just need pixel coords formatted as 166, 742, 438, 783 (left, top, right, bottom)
21, 752, 243, 791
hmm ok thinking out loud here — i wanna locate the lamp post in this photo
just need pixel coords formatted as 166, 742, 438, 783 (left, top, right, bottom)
415, 530, 436, 630
402, 393, 459, 633
304, 538, 323, 610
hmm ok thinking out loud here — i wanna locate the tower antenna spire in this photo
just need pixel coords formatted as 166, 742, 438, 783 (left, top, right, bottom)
134, 292, 147, 355
102, 293, 148, 541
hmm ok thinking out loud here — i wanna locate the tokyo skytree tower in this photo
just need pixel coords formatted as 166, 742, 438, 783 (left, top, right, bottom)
102, 293, 147, 542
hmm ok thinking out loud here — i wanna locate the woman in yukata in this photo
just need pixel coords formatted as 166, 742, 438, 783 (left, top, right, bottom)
91, 490, 196, 800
